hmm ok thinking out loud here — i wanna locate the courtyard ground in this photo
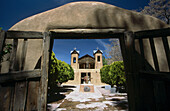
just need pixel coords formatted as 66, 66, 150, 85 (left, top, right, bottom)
47, 85, 128, 111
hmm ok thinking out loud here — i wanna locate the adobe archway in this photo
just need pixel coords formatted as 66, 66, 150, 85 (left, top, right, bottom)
1, 1, 169, 111
3, 1, 168, 73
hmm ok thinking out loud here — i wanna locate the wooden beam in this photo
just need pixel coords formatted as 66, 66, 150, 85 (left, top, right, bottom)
50, 29, 125, 39
0, 30, 6, 63
38, 32, 50, 111
139, 38, 145, 70
0, 69, 41, 84
51, 32, 124, 39
135, 28, 170, 39
9, 39, 18, 71
13, 37, 29, 110
13, 81, 28, 111
123, 31, 140, 111
20, 39, 28, 70
6, 31, 43, 39
8, 38, 18, 111
139, 71, 170, 81
149, 38, 159, 71
50, 28, 125, 33
162, 36, 170, 71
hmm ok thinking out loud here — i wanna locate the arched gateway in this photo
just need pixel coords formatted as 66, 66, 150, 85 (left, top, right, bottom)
0, 1, 169, 111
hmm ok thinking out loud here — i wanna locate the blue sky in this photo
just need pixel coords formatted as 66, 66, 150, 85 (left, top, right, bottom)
53, 39, 111, 64
0, 0, 149, 64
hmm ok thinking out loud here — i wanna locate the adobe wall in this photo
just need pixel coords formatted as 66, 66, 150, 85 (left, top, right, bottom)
1, 1, 169, 73
94, 53, 103, 69
63, 69, 105, 85
71, 53, 79, 69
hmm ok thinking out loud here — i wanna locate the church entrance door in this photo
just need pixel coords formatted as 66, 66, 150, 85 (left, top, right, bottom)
81, 72, 91, 84
81, 73, 86, 84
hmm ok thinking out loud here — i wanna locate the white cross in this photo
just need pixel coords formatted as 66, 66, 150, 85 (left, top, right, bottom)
96, 47, 99, 50
74, 47, 76, 50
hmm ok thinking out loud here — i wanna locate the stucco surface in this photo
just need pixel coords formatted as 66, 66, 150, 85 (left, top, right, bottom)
10, 2, 168, 31
6, 1, 169, 72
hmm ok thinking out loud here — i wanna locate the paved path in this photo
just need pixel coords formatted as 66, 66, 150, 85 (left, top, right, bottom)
65, 85, 103, 102
97, 86, 110, 95
48, 85, 128, 111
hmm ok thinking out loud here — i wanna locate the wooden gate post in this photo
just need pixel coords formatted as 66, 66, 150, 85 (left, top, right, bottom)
0, 30, 6, 72
39, 32, 51, 111
120, 31, 140, 111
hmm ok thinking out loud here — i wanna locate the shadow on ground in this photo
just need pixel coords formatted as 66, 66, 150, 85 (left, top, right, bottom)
100, 87, 128, 110
47, 85, 76, 103
113, 100, 128, 110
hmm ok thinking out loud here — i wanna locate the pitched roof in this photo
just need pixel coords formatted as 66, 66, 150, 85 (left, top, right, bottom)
93, 49, 103, 55
78, 54, 94, 60
70, 50, 79, 55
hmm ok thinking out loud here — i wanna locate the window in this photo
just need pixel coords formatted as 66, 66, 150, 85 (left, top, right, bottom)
97, 56, 100, 62
73, 57, 76, 63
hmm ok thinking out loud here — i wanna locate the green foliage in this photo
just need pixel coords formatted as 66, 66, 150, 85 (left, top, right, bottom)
100, 65, 111, 84
0, 44, 12, 63
100, 61, 126, 88
109, 61, 126, 87
49, 52, 74, 88
0, 27, 12, 63
102, 56, 108, 66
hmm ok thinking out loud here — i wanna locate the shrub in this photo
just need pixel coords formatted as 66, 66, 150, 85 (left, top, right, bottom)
48, 52, 74, 88
109, 61, 126, 88
100, 61, 126, 89
100, 65, 110, 84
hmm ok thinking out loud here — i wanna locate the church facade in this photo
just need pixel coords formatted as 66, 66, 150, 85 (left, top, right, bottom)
64, 49, 105, 85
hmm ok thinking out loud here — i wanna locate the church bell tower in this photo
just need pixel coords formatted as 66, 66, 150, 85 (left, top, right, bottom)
70, 48, 79, 69
93, 49, 103, 69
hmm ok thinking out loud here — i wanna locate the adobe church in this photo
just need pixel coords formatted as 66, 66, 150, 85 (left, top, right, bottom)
64, 49, 105, 85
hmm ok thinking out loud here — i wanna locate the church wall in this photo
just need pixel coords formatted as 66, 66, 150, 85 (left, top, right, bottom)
94, 53, 103, 69
91, 70, 102, 85
71, 53, 79, 69
78, 69, 102, 85
64, 68, 104, 85
74, 70, 80, 84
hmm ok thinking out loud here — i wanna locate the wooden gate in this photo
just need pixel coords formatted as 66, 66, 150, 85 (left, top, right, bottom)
0, 31, 51, 111
0, 28, 169, 111
121, 28, 170, 111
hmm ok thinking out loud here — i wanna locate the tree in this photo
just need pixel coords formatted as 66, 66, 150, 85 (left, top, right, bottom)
109, 61, 126, 88
100, 65, 111, 84
48, 52, 74, 89
105, 39, 123, 64
100, 61, 126, 91
102, 56, 108, 66
140, 0, 170, 24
